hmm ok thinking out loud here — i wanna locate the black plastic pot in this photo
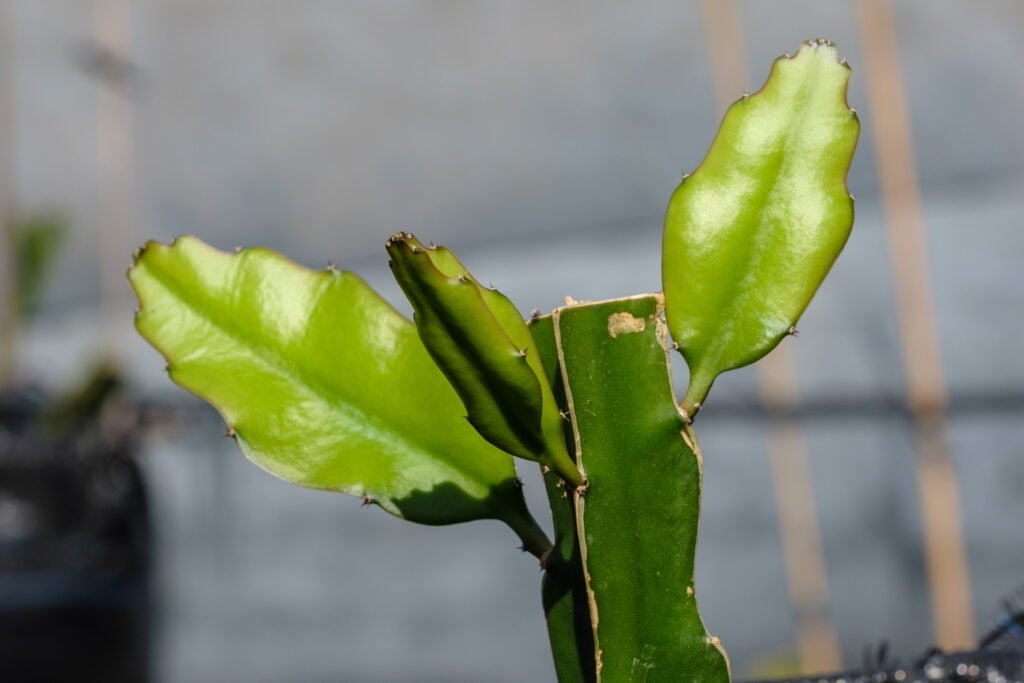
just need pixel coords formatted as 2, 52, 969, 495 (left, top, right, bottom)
0, 390, 150, 682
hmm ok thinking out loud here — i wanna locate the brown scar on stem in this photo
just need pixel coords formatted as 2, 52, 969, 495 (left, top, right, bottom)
606, 311, 646, 338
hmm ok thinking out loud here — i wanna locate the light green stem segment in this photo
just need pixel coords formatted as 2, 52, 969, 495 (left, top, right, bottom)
663, 39, 859, 415
553, 294, 730, 683
387, 232, 582, 486
128, 236, 550, 551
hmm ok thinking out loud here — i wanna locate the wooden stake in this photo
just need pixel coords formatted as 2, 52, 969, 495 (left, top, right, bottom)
856, 0, 975, 649
94, 0, 135, 365
0, 0, 18, 385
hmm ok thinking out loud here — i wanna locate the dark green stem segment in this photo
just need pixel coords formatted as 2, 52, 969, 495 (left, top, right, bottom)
531, 315, 597, 683
542, 466, 598, 683
548, 294, 730, 682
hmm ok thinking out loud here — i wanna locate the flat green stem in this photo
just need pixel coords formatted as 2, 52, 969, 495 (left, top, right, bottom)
530, 315, 596, 683
554, 294, 730, 682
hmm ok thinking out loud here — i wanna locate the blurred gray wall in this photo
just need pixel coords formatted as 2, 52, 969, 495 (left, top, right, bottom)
7, 1, 1024, 681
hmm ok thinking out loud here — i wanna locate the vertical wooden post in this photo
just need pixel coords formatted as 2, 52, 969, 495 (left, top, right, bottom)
856, 0, 975, 650
94, 0, 135, 364
758, 346, 842, 673
698, 1, 842, 672
0, 0, 17, 384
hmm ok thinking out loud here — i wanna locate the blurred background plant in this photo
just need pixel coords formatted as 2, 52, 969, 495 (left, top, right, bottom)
0, 2, 1022, 682
0, 181, 148, 683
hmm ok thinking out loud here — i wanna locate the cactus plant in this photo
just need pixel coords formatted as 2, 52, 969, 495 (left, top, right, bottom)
129, 40, 857, 681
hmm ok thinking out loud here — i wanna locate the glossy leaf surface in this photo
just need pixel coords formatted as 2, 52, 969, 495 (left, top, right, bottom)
129, 236, 548, 544
663, 40, 859, 414
387, 232, 581, 485
555, 295, 729, 682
